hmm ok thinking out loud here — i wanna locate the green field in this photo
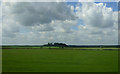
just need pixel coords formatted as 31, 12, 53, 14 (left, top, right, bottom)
2, 49, 118, 72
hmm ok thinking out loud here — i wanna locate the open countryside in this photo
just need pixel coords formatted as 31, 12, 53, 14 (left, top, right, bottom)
2, 43, 118, 72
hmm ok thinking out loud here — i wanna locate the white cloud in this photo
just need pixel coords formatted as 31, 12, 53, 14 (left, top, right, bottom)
2, 2, 118, 45
76, 2, 117, 28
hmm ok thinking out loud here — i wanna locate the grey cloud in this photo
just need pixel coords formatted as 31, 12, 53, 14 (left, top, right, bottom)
31, 24, 54, 32
2, 2, 118, 45
2, 2, 76, 33
10, 2, 76, 26
2, 24, 20, 37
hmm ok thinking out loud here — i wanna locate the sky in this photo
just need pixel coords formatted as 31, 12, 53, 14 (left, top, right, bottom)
1, 2, 119, 45
0, 0, 2, 45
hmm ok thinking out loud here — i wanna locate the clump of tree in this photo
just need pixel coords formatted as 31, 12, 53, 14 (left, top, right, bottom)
54, 43, 67, 48
43, 43, 68, 48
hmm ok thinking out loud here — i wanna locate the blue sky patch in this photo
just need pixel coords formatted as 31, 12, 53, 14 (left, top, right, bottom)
95, 2, 118, 11
67, 2, 118, 11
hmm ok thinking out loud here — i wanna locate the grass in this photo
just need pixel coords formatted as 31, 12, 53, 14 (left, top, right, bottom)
2, 46, 118, 50
2, 49, 118, 72
0, 49, 2, 73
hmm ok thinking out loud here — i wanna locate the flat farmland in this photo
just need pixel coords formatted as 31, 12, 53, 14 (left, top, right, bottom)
2, 49, 118, 72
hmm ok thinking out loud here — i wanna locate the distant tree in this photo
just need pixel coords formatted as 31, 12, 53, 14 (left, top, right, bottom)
54, 43, 67, 48
48, 43, 53, 49
40, 46, 43, 48
43, 43, 67, 49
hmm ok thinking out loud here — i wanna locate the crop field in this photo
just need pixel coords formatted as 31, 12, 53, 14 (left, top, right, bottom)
2, 48, 118, 72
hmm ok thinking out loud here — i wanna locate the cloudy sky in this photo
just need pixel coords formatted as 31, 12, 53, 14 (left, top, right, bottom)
2, 2, 118, 45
